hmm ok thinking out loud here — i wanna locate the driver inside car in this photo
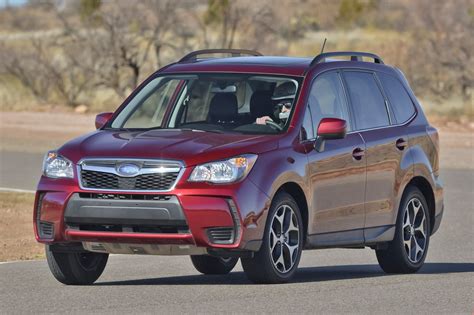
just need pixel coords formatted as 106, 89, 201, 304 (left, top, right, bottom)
255, 81, 296, 126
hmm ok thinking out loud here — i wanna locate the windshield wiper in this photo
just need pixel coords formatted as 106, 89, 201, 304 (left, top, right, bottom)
179, 128, 225, 134
103, 127, 133, 132
143, 126, 163, 131
103, 126, 162, 132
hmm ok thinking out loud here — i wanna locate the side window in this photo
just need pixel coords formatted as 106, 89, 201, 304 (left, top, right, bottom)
301, 105, 314, 140
183, 81, 212, 123
378, 72, 415, 124
344, 71, 389, 130
124, 79, 180, 128
308, 72, 351, 131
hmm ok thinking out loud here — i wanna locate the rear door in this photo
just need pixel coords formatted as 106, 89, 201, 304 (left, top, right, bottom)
303, 71, 367, 246
342, 70, 411, 242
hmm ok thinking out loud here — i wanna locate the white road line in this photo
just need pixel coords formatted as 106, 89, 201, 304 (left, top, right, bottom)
0, 255, 122, 265
0, 187, 35, 193
0, 259, 42, 265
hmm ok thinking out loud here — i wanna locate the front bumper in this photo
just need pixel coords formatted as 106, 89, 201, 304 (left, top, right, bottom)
34, 174, 270, 252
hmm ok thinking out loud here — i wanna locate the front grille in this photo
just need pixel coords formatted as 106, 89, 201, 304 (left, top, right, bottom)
39, 221, 54, 239
80, 171, 179, 190
79, 159, 182, 191
207, 227, 235, 244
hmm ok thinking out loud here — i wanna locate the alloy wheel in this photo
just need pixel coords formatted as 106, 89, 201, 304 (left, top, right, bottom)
402, 198, 428, 263
269, 204, 300, 274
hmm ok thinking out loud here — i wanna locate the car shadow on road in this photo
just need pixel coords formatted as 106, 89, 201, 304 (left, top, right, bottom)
95, 262, 474, 286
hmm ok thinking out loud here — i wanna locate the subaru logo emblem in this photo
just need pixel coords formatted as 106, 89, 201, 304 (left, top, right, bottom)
116, 163, 140, 177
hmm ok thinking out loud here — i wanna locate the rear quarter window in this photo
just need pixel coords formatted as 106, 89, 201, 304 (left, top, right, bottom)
378, 72, 416, 123
343, 71, 389, 130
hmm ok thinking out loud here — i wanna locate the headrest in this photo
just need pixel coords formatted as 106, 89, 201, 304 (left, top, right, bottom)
209, 93, 238, 123
250, 90, 274, 119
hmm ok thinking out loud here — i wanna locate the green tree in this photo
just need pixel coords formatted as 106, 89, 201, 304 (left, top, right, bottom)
79, 0, 101, 21
336, 0, 378, 28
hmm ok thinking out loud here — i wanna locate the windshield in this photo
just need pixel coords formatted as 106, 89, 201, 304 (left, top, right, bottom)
110, 73, 301, 134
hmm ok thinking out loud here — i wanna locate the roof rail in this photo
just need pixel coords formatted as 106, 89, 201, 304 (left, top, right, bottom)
309, 51, 384, 67
178, 49, 263, 63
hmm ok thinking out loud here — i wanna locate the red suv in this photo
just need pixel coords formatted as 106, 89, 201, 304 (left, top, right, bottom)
35, 49, 444, 284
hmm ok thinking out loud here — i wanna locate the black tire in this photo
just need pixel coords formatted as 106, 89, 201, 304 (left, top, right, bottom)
190, 255, 238, 275
45, 245, 108, 285
241, 191, 304, 284
376, 186, 431, 273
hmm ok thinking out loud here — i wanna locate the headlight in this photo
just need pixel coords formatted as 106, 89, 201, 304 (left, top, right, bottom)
189, 154, 257, 184
42, 151, 74, 178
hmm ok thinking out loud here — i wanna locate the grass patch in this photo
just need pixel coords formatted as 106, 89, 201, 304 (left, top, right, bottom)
0, 192, 44, 261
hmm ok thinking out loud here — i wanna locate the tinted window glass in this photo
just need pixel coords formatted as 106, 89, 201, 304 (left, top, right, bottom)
308, 72, 351, 131
301, 106, 314, 140
378, 72, 415, 123
122, 79, 180, 129
112, 74, 300, 135
344, 71, 389, 130
182, 80, 211, 123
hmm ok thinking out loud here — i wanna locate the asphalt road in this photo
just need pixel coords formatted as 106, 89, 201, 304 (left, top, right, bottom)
0, 151, 43, 191
0, 168, 472, 313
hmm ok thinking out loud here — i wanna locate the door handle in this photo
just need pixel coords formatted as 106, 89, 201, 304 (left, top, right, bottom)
352, 147, 365, 160
396, 138, 408, 151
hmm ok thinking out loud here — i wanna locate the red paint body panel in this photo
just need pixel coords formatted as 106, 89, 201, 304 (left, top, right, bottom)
59, 129, 279, 167
35, 172, 270, 248
161, 56, 312, 76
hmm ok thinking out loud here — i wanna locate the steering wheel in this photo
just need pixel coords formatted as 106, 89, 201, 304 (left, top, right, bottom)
265, 119, 283, 131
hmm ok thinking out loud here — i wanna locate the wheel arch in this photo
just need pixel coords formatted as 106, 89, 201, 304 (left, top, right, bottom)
275, 182, 309, 244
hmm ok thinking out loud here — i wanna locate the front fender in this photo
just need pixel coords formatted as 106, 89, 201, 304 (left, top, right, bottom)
247, 145, 310, 210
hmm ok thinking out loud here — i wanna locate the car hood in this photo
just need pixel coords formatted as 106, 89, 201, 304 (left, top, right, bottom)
59, 129, 278, 166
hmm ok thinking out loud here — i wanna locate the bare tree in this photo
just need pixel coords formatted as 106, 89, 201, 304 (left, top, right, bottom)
54, 0, 184, 98
141, 0, 184, 68
405, 0, 474, 102
0, 40, 52, 103
193, 0, 278, 51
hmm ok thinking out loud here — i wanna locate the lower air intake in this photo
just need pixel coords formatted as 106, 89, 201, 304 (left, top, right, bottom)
207, 227, 234, 245
39, 221, 54, 239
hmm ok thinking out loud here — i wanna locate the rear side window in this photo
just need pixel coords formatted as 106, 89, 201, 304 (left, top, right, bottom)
378, 72, 415, 123
308, 72, 351, 131
344, 71, 389, 130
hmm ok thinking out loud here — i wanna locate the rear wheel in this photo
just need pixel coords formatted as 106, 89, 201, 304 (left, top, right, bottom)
376, 186, 430, 273
241, 192, 303, 283
45, 245, 108, 285
190, 255, 238, 275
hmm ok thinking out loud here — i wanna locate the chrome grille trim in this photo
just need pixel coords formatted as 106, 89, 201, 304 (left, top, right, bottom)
77, 158, 185, 192
82, 164, 181, 176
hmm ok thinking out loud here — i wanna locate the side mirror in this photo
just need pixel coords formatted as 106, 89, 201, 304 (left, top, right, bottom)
95, 112, 113, 129
314, 118, 347, 152
317, 117, 347, 140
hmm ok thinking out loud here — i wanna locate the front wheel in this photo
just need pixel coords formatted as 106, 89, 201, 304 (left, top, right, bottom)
241, 192, 303, 283
376, 186, 430, 273
190, 255, 238, 275
45, 245, 108, 285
